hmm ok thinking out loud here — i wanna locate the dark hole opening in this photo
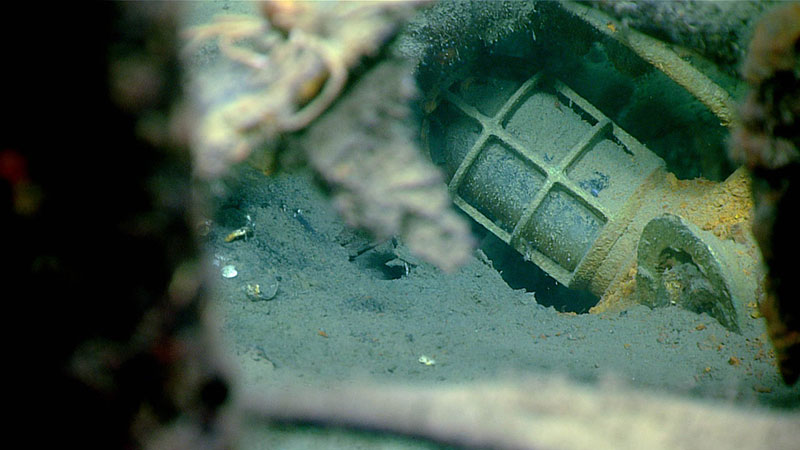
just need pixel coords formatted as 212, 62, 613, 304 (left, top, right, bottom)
351, 250, 407, 280
477, 230, 599, 313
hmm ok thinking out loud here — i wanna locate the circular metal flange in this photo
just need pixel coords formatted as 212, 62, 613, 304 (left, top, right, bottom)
636, 213, 743, 332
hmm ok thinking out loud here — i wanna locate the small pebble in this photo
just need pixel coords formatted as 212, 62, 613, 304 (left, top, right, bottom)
221, 265, 238, 278
244, 278, 278, 301
418, 355, 436, 366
